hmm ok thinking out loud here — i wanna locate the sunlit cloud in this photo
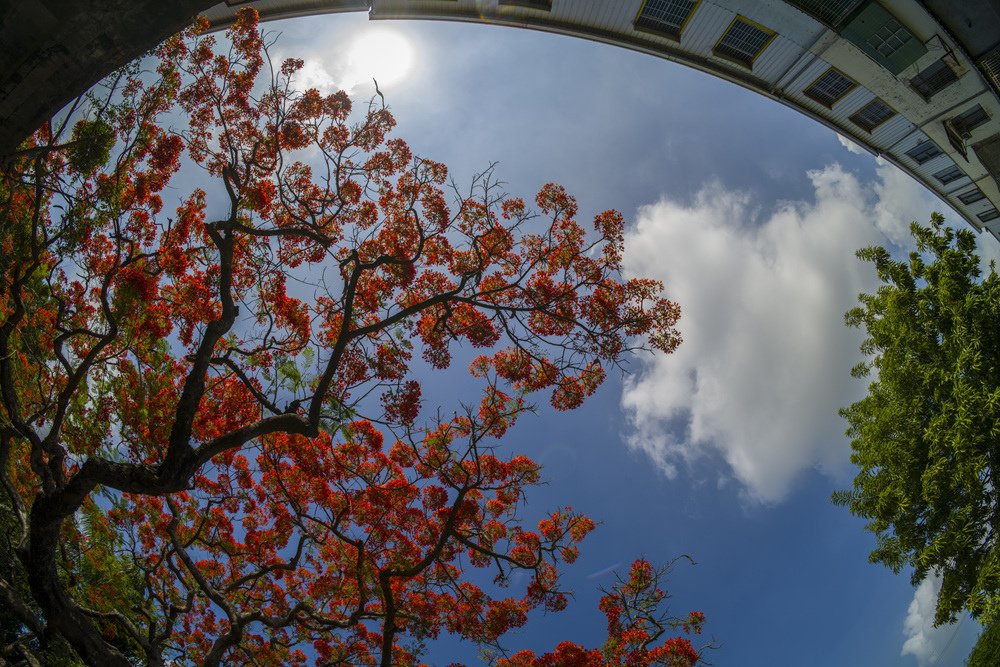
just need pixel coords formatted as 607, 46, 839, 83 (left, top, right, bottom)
837, 133, 865, 155
901, 574, 967, 666
295, 58, 337, 92
871, 156, 932, 246
619, 161, 943, 503
282, 27, 415, 97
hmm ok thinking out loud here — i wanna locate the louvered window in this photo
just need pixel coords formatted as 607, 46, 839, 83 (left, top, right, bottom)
958, 189, 986, 205
980, 48, 1000, 96
784, 0, 863, 28
905, 140, 942, 165
910, 59, 959, 100
933, 165, 963, 185
634, 0, 700, 40
713, 16, 776, 68
803, 68, 857, 107
951, 105, 990, 137
849, 98, 895, 132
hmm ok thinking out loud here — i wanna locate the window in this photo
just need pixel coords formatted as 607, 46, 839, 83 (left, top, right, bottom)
950, 105, 990, 138
866, 17, 914, 59
945, 105, 989, 158
634, 0, 700, 40
784, 0, 863, 28
945, 124, 969, 159
979, 208, 999, 223
933, 164, 963, 185
910, 59, 959, 100
973, 133, 1000, 180
849, 98, 895, 132
713, 16, 776, 68
905, 139, 942, 165
499, 0, 552, 9
803, 68, 857, 107
958, 188, 986, 205
980, 48, 1000, 96
840, 3, 926, 75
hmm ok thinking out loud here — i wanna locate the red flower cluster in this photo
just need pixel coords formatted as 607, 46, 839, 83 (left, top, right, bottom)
0, 8, 690, 666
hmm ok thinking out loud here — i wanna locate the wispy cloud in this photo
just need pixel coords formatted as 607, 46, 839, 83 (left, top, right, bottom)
619, 161, 941, 503
837, 134, 866, 155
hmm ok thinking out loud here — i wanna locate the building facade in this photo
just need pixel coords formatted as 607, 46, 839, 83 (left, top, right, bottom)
204, 0, 1000, 240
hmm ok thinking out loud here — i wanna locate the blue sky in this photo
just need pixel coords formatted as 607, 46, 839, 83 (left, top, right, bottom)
248, 10, 1000, 666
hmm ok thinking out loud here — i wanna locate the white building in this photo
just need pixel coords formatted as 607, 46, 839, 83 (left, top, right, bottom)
205, 0, 1000, 240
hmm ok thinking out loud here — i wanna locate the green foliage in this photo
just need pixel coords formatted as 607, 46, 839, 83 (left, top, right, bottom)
834, 214, 1000, 626
1, 494, 85, 665
967, 619, 1000, 666
67, 118, 114, 175
0, 499, 145, 664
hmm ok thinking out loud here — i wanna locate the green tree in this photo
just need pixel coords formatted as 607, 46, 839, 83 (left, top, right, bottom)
967, 618, 1000, 667
834, 213, 1000, 625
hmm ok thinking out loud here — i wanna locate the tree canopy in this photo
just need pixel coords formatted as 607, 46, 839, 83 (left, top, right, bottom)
0, 10, 706, 666
834, 214, 1000, 625
966, 617, 1000, 667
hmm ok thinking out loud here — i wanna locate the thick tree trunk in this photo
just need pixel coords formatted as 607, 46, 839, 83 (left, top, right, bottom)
0, 0, 215, 157
26, 496, 130, 667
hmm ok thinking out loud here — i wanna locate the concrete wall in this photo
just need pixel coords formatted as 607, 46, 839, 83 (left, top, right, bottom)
0, 0, 216, 156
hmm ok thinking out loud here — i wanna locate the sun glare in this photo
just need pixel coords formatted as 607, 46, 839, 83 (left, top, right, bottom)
344, 29, 414, 88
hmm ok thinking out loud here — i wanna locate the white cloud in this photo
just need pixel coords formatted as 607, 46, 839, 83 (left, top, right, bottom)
851, 154, 999, 271
620, 162, 942, 503
280, 28, 416, 96
837, 133, 866, 155
976, 227, 1000, 270
872, 156, 934, 246
295, 58, 338, 93
901, 573, 963, 666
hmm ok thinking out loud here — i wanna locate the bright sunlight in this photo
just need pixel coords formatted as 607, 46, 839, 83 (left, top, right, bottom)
343, 28, 414, 88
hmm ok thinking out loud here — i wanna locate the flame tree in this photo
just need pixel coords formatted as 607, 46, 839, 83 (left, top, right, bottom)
0, 11, 706, 666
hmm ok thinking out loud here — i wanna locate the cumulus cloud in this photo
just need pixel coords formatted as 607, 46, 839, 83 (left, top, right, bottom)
295, 58, 338, 93
620, 161, 943, 502
901, 574, 963, 666
277, 55, 360, 95
872, 157, 936, 246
